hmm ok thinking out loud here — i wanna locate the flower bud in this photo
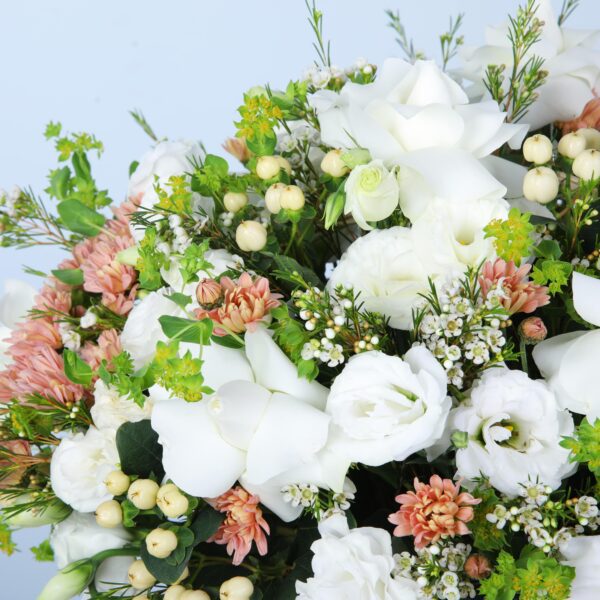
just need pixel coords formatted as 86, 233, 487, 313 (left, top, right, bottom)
220, 576, 254, 600
264, 183, 285, 213
223, 192, 248, 213
579, 127, 600, 150
522, 134, 553, 165
127, 559, 157, 590
145, 527, 179, 559
94, 500, 123, 528
116, 245, 140, 266
223, 137, 251, 163
195, 278, 223, 309
38, 559, 95, 600
181, 591, 211, 600
522, 167, 559, 204
557, 131, 587, 158
165, 585, 186, 600
321, 149, 349, 177
127, 478, 159, 510
235, 221, 267, 252
519, 316, 548, 344
3, 497, 70, 528
573, 149, 600, 181
104, 470, 130, 496
464, 554, 492, 580
279, 185, 306, 211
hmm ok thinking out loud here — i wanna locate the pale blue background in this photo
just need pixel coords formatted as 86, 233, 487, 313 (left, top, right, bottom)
0, 1, 597, 597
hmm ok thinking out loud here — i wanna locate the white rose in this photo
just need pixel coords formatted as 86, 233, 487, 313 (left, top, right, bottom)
91, 379, 153, 433
447, 368, 575, 497
50, 427, 119, 512
50, 511, 131, 569
533, 272, 600, 419
0, 279, 36, 368
327, 227, 440, 330
326, 347, 450, 466
559, 535, 600, 600
296, 514, 419, 600
461, 0, 600, 129
344, 160, 400, 229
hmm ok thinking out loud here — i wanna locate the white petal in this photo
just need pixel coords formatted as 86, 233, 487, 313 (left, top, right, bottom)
572, 271, 600, 327
0, 279, 37, 329
533, 331, 586, 381
195, 342, 254, 391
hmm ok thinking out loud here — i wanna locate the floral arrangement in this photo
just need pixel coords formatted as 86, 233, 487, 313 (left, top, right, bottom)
1, 1, 600, 598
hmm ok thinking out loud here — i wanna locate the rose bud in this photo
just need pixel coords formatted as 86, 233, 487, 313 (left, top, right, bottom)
321, 149, 349, 177
222, 137, 251, 163
196, 278, 223, 309
522, 167, 559, 204
145, 527, 179, 559
127, 559, 157, 590
95, 500, 123, 528
279, 185, 306, 211
223, 191, 248, 213
181, 591, 211, 600
164, 585, 186, 600
558, 131, 587, 159
522, 134, 553, 165
127, 478, 159, 510
264, 183, 285, 214
464, 554, 492, 580
236, 221, 268, 252
104, 470, 130, 496
573, 148, 600, 181
519, 316, 548, 344
220, 576, 254, 600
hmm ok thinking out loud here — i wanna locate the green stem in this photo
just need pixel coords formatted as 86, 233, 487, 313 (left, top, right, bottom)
284, 221, 298, 255
520, 339, 529, 373
90, 545, 140, 566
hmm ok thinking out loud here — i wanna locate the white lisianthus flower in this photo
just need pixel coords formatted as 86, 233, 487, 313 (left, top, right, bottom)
559, 535, 600, 600
327, 227, 440, 330
0, 279, 36, 368
151, 327, 349, 521
50, 427, 119, 512
295, 513, 419, 600
91, 379, 153, 433
534, 272, 600, 420
446, 368, 575, 497
344, 160, 400, 229
460, 0, 600, 129
326, 348, 451, 466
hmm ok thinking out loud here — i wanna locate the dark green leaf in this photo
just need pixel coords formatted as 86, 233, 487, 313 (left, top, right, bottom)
535, 239, 562, 260
57, 199, 106, 236
210, 334, 244, 349
121, 499, 140, 528
116, 420, 164, 480
159, 316, 213, 344
51, 268, 84, 286
166, 293, 193, 310
63, 349, 93, 386
271, 254, 322, 287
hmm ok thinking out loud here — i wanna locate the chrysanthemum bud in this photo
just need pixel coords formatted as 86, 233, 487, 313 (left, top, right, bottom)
519, 316, 548, 344
321, 149, 350, 177
145, 528, 179, 558
464, 554, 492, 580
264, 183, 285, 213
104, 470, 130, 496
220, 576, 254, 600
223, 192, 248, 213
558, 131, 587, 158
573, 149, 600, 180
94, 500, 123, 528
127, 479, 159, 510
223, 137, 251, 163
279, 185, 306, 211
181, 591, 211, 600
195, 278, 223, 309
164, 585, 186, 600
579, 127, 600, 150
236, 221, 268, 252
522, 134, 553, 165
127, 559, 157, 590
522, 167, 559, 204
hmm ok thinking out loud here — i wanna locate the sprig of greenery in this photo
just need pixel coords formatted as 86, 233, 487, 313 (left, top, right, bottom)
385, 9, 425, 62
558, 0, 581, 25
560, 417, 600, 478
129, 109, 159, 141
484, 208, 535, 265
440, 13, 465, 70
305, 0, 331, 67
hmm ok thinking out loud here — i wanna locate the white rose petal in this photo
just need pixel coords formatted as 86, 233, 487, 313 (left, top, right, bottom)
559, 535, 600, 600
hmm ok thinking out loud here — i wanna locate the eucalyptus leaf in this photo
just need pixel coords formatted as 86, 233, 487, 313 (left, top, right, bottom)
57, 199, 106, 236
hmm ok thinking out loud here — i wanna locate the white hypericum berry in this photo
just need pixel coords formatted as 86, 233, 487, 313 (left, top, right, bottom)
104, 470, 130, 496
522, 134, 553, 165
127, 478, 159, 510
158, 489, 189, 519
579, 127, 600, 150
320, 149, 349, 178
522, 167, 559, 204
145, 528, 179, 559
127, 559, 157, 590
573, 149, 600, 181
557, 131, 587, 158
256, 155, 281, 180
220, 576, 254, 600
181, 591, 211, 600
235, 221, 268, 252
94, 500, 123, 528
265, 183, 286, 214
164, 585, 187, 600
223, 191, 248, 213
279, 185, 306, 211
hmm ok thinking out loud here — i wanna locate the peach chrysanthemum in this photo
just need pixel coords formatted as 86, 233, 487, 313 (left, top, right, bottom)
196, 272, 281, 336
479, 258, 550, 315
388, 475, 480, 550
80, 329, 122, 371
209, 486, 270, 565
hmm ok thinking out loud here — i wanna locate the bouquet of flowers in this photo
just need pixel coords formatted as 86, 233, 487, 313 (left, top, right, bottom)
2, 0, 600, 598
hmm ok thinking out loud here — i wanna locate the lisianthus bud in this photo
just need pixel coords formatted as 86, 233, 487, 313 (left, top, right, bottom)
235, 221, 267, 252
573, 149, 600, 180
522, 134, 553, 165
464, 554, 492, 580
94, 500, 123, 528
279, 185, 306, 211
223, 192, 248, 213
3, 497, 70, 528
321, 149, 349, 177
104, 470, 130, 496
127, 559, 157, 590
256, 155, 290, 180
223, 137, 251, 163
127, 479, 159, 510
220, 576, 254, 600
558, 131, 587, 158
522, 167, 559, 204
165, 585, 186, 600
145, 527, 179, 558
196, 278, 223, 309
519, 316, 548, 344
579, 127, 600, 150
38, 559, 95, 600
181, 591, 211, 600
264, 183, 285, 213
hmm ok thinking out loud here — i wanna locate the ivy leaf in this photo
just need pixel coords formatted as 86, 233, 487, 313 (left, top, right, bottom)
51, 268, 84, 286
116, 420, 164, 480
57, 199, 106, 236
62, 349, 93, 386
159, 316, 213, 344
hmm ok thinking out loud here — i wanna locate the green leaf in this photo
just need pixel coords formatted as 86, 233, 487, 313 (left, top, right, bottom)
71, 152, 92, 182
271, 254, 322, 287
121, 499, 140, 528
129, 160, 140, 177
116, 420, 164, 480
211, 334, 245, 349
323, 182, 346, 230
535, 239, 562, 260
189, 506, 224, 544
204, 154, 229, 178
44, 121, 62, 139
48, 166, 71, 200
166, 293, 193, 310
30, 539, 54, 562
51, 268, 84, 286
57, 199, 106, 236
246, 131, 277, 156
159, 316, 213, 344
63, 349, 93, 386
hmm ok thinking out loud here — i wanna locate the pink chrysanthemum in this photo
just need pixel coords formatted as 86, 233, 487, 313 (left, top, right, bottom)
196, 272, 281, 336
209, 486, 270, 565
479, 258, 550, 315
80, 329, 122, 371
559, 96, 600, 134
388, 475, 480, 550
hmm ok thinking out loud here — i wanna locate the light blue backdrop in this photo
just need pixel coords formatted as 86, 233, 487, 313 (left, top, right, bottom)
0, 0, 597, 597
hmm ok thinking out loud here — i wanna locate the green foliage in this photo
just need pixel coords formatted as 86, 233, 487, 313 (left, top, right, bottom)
479, 551, 517, 600
440, 13, 465, 70
561, 417, 600, 478
31, 539, 54, 562
120, 499, 140, 528
63, 349, 93, 387
0, 516, 16, 556
57, 199, 106, 237
178, 240, 214, 285
385, 9, 425, 62
116, 420, 164, 480
155, 175, 194, 214
98, 351, 149, 408
470, 486, 507, 552
484, 208, 534, 264
129, 109, 158, 141
136, 228, 169, 290
159, 316, 213, 344
323, 182, 345, 230
235, 93, 281, 156
51, 268, 84, 286
532, 260, 573, 295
